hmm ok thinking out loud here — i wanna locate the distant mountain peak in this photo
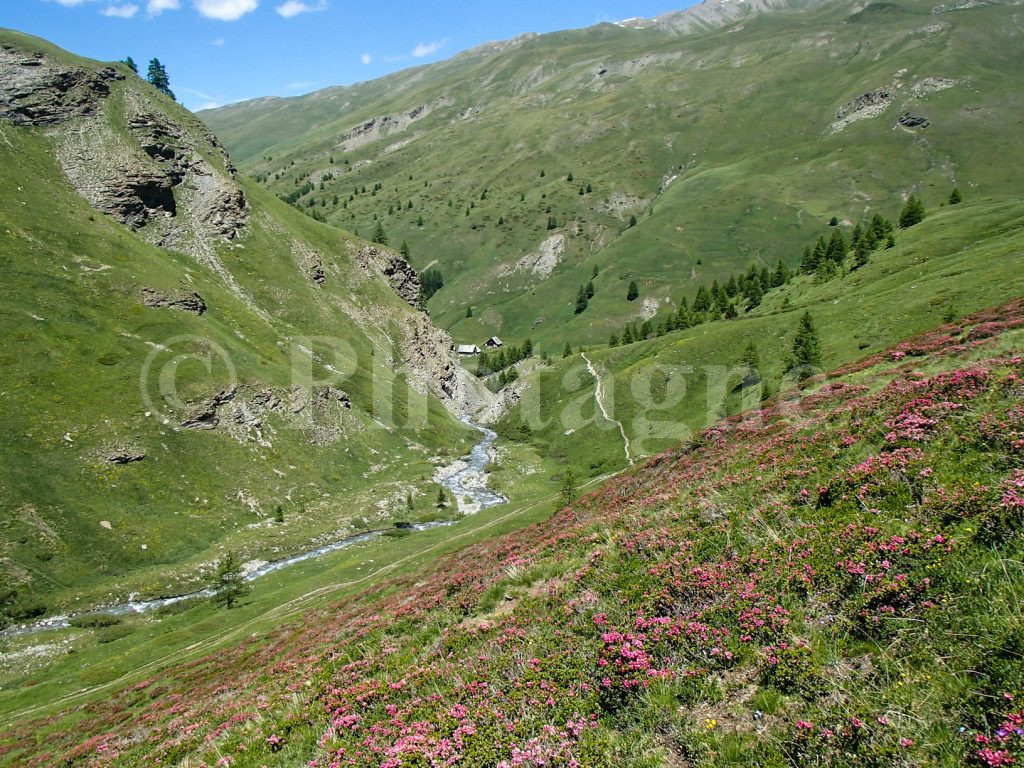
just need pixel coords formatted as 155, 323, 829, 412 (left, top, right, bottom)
618, 0, 827, 35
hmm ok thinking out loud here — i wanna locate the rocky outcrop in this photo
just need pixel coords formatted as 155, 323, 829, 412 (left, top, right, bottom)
898, 111, 930, 128
396, 313, 494, 417
831, 89, 895, 132
106, 448, 145, 464
0, 42, 250, 248
352, 245, 421, 307
141, 287, 207, 315
334, 99, 449, 153
181, 387, 236, 430
0, 44, 123, 125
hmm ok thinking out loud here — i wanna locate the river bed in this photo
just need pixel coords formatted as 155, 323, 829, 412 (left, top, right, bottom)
1, 422, 505, 639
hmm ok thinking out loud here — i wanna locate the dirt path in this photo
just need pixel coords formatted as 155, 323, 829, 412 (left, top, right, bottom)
1, 474, 611, 727
581, 352, 633, 466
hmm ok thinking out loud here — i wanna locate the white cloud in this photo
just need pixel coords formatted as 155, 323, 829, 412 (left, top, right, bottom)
212, 37, 226, 45
196, 100, 221, 110
53, 0, 90, 6
411, 38, 448, 58
194, 0, 258, 20
147, 0, 180, 14
360, 52, 372, 65
102, 3, 139, 17
275, 0, 326, 18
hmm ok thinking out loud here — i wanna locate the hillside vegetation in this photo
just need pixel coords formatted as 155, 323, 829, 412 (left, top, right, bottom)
202, 0, 1024, 350
0, 29, 478, 621
496, 195, 1024, 478
5, 293, 1024, 767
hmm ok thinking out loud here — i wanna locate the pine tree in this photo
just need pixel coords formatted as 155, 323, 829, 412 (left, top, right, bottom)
800, 245, 814, 274
622, 324, 635, 344
567, 172, 574, 182
372, 221, 388, 245
949, 187, 962, 205
400, 241, 410, 258
121, 56, 138, 74
741, 340, 761, 385
850, 223, 863, 248
826, 229, 848, 263
585, 280, 595, 299
626, 281, 639, 302
693, 284, 711, 314
609, 333, 619, 347
592, 264, 599, 279
563, 342, 572, 358
212, 552, 249, 609
575, 286, 588, 314
273, 504, 284, 523
559, 469, 577, 508
899, 196, 925, 228
786, 312, 823, 374
146, 58, 174, 100
852, 244, 870, 270
628, 214, 637, 228
436, 487, 448, 508
466, 305, 473, 318
640, 320, 653, 340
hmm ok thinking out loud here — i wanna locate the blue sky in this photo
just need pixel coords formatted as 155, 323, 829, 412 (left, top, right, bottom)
2, 1, 692, 111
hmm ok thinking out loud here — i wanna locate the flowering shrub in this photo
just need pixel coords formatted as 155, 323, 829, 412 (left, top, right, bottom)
8, 301, 1024, 768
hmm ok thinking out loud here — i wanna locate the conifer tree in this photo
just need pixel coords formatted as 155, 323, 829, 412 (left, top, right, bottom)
212, 552, 249, 609
693, 284, 711, 314
850, 222, 863, 248
609, 333, 619, 348
121, 56, 138, 74
563, 342, 572, 358
372, 221, 388, 245
146, 58, 174, 100
786, 312, 823, 373
949, 187, 962, 205
585, 280, 595, 299
741, 340, 761, 385
899, 195, 925, 228
466, 305, 473, 318
575, 286, 588, 314
627, 281, 639, 301
559, 469, 577, 507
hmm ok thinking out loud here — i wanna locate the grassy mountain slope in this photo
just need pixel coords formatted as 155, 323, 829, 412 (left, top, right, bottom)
494, 194, 1024, 479
0, 30, 477, 620
5, 296, 1024, 767
202, 0, 1024, 350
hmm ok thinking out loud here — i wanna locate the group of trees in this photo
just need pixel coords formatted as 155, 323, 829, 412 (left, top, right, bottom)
573, 266, 600, 314
420, 268, 444, 302
736, 311, 824, 390
476, 339, 534, 381
610, 261, 794, 348
122, 56, 175, 100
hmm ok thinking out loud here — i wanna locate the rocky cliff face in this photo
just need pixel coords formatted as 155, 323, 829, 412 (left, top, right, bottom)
351, 244, 422, 307
1, 34, 480, 421
0, 42, 249, 254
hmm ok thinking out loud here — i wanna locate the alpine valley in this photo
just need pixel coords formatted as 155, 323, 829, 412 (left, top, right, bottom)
0, 0, 1023, 765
